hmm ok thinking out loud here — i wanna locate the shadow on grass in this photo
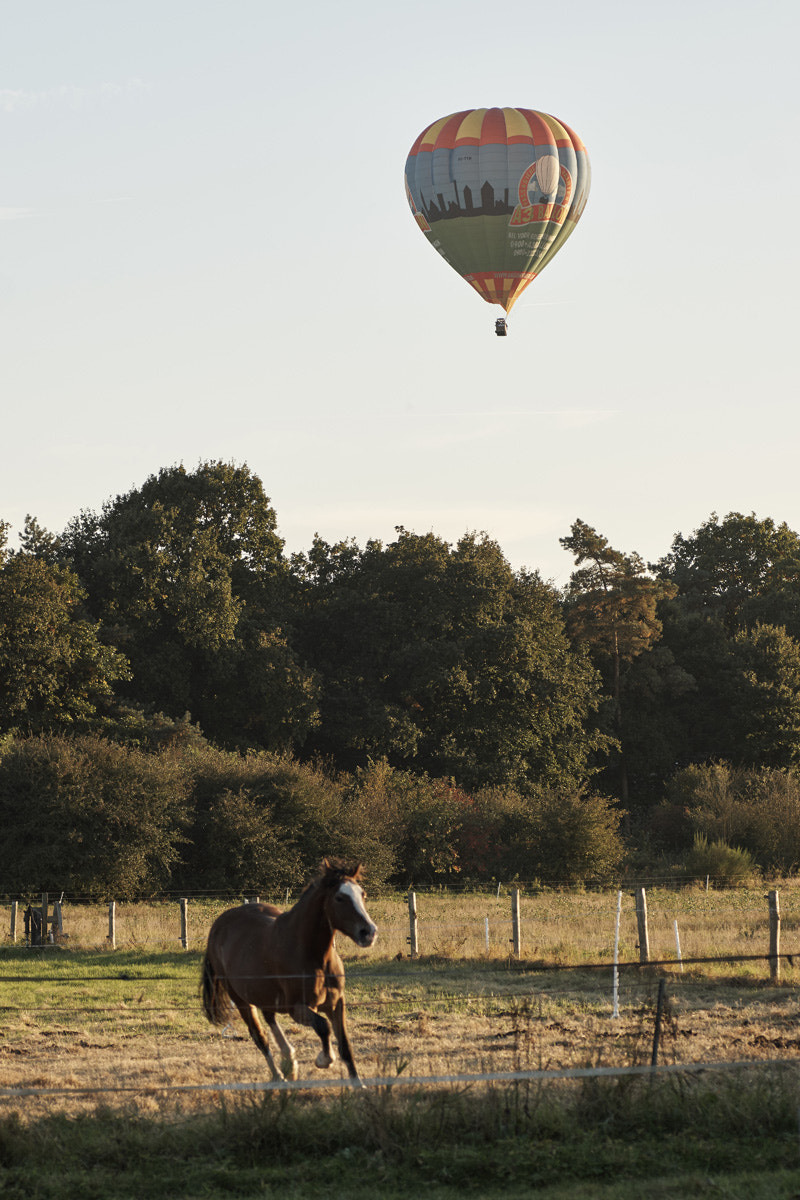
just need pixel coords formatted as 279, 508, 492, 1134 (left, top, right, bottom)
2, 1064, 800, 1199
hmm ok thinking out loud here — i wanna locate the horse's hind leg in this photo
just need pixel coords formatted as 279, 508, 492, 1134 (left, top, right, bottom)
263, 1013, 298, 1080
232, 998, 284, 1081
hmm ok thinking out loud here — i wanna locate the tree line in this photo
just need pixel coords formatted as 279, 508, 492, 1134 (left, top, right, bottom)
3, 460, 800, 893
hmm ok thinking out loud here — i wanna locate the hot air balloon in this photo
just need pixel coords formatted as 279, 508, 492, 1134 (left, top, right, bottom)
404, 108, 590, 335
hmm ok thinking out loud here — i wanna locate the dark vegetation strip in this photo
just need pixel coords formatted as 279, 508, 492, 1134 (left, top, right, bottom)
2, 1065, 800, 1200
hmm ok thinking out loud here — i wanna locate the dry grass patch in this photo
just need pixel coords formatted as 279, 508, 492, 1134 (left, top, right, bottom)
3, 884, 800, 1123
2, 947, 799, 1123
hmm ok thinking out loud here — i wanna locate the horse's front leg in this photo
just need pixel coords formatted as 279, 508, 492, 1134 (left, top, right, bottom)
291, 1003, 337, 1070
328, 996, 362, 1086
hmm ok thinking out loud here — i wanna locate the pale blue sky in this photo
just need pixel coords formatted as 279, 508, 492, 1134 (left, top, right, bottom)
2, 0, 798, 584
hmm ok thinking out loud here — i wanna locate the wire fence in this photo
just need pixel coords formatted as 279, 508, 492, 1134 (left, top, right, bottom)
2, 869, 789, 902
3, 887, 799, 1108
4, 1056, 799, 1102
7, 884, 800, 958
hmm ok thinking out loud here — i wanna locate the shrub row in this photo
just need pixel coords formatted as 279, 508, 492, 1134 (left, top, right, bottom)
0, 734, 623, 897
5, 734, 800, 899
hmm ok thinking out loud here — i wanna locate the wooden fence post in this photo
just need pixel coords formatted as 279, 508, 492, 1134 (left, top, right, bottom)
108, 901, 116, 949
511, 889, 521, 959
10, 901, 18, 943
768, 889, 781, 984
41, 893, 49, 943
407, 890, 418, 959
635, 887, 650, 964
180, 898, 189, 950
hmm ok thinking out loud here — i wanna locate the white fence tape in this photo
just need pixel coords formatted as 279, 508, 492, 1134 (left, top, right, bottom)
2, 1056, 797, 1101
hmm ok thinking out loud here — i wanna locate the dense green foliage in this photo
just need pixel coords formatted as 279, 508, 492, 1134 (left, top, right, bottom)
0, 738, 623, 894
56, 462, 319, 752
664, 762, 800, 873
6, 466, 800, 889
294, 527, 611, 788
0, 530, 129, 733
560, 513, 800, 806
0, 735, 191, 896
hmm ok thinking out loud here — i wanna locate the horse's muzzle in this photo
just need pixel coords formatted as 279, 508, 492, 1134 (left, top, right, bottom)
357, 925, 378, 948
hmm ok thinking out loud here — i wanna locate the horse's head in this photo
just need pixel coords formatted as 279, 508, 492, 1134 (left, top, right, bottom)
321, 858, 378, 949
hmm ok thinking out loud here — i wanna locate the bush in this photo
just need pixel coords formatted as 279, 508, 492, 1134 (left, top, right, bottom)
667, 761, 800, 873
189, 785, 303, 894
346, 761, 463, 886
0, 734, 191, 897
0, 735, 626, 899
524, 788, 624, 884
345, 763, 625, 887
682, 833, 756, 887
453, 785, 624, 884
182, 747, 397, 894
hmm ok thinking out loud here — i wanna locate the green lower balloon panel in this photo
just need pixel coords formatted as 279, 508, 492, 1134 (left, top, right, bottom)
422, 212, 570, 311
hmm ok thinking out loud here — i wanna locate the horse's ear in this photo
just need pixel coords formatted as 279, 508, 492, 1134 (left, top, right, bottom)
320, 857, 343, 886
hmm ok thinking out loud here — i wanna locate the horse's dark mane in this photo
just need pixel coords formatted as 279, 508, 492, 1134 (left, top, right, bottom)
298, 858, 364, 900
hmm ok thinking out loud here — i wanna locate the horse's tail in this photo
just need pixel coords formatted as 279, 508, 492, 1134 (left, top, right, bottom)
201, 948, 231, 1026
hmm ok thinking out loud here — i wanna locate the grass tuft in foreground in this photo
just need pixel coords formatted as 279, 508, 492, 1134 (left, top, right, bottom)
2, 1065, 800, 1199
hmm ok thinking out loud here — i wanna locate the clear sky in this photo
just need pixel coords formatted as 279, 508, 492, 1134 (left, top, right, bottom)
2, 0, 798, 586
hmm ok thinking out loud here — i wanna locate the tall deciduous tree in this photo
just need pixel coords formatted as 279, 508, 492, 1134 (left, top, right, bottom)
730, 623, 800, 767
656, 511, 800, 633
655, 513, 800, 770
58, 461, 319, 751
0, 542, 130, 734
294, 528, 610, 790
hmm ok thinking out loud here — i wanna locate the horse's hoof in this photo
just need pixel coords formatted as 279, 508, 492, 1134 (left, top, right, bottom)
281, 1057, 298, 1081
315, 1050, 334, 1069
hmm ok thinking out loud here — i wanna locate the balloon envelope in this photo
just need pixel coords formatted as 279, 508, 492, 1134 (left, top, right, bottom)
404, 107, 591, 314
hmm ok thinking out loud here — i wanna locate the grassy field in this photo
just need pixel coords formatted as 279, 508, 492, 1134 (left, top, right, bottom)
2, 886, 800, 1196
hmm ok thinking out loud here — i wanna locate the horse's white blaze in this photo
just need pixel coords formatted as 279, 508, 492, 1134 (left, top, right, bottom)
339, 881, 378, 945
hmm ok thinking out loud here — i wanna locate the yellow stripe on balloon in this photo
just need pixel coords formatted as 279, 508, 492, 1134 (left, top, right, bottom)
504, 108, 535, 140
456, 108, 488, 140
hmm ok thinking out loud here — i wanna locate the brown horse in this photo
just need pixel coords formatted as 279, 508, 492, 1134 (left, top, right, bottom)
201, 859, 377, 1086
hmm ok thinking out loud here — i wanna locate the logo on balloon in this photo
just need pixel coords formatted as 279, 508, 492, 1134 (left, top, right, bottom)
509, 159, 573, 228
